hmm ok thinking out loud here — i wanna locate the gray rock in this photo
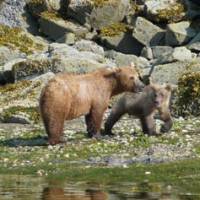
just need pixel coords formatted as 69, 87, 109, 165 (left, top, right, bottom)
151, 59, 200, 84
67, 0, 130, 29
105, 50, 150, 69
1, 114, 31, 124
98, 32, 143, 55
140, 46, 153, 60
49, 43, 116, 73
89, 0, 130, 29
187, 32, 200, 52
144, 0, 186, 23
188, 42, 200, 53
151, 46, 174, 59
172, 47, 193, 61
0, 58, 26, 84
0, 0, 26, 27
153, 46, 194, 65
74, 40, 105, 56
11, 57, 57, 82
39, 17, 88, 40
165, 21, 197, 46
132, 17, 165, 46
56, 32, 76, 45
0, 46, 26, 66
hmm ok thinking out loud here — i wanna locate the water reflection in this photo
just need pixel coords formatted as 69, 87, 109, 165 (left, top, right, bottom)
0, 175, 195, 200
42, 187, 108, 200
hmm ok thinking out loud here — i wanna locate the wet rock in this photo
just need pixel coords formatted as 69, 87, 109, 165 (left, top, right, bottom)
67, 0, 130, 29
165, 21, 197, 46
132, 17, 165, 46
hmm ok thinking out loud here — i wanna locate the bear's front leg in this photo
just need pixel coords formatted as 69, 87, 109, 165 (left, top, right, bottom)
85, 107, 106, 139
140, 115, 157, 135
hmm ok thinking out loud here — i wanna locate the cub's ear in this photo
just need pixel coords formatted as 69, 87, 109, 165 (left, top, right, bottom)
165, 84, 172, 91
104, 68, 121, 78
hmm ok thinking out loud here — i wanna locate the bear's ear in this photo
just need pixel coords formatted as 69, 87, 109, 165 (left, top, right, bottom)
104, 68, 121, 78
165, 84, 172, 91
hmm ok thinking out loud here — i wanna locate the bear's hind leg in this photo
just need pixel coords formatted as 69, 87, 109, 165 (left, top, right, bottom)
85, 107, 106, 138
44, 112, 66, 145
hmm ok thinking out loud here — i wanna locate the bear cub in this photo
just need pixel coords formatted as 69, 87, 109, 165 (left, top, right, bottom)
104, 84, 173, 136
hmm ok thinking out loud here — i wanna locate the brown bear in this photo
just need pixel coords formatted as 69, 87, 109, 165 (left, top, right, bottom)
39, 66, 144, 145
104, 83, 173, 136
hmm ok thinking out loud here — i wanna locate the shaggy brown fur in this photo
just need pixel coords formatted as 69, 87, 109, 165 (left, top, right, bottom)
104, 84, 173, 136
40, 66, 144, 145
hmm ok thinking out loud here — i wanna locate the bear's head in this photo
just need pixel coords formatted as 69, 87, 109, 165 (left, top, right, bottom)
150, 84, 172, 108
104, 65, 144, 94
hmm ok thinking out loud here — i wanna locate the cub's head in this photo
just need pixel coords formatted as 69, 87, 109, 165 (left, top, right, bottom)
150, 84, 172, 108
104, 65, 144, 94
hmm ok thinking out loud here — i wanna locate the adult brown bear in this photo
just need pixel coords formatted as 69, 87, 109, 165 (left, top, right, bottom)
40, 66, 144, 145
104, 83, 173, 136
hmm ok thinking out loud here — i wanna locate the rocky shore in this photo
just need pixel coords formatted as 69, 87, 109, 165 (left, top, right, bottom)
0, 0, 200, 172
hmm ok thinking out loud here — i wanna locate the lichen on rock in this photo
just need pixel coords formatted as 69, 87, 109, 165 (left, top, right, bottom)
100, 23, 128, 37
176, 71, 200, 117
0, 106, 41, 124
0, 25, 43, 54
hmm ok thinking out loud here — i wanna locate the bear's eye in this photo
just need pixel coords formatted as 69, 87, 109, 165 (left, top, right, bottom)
129, 76, 134, 80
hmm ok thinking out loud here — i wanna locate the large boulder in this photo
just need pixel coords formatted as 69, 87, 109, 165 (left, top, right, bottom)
144, 0, 186, 23
49, 43, 116, 73
165, 21, 197, 46
187, 32, 200, 53
27, 0, 63, 18
0, 46, 26, 66
151, 46, 174, 59
73, 40, 105, 56
67, 0, 130, 29
132, 17, 165, 46
150, 46, 194, 66
39, 12, 88, 40
105, 50, 150, 69
97, 31, 143, 55
150, 58, 200, 84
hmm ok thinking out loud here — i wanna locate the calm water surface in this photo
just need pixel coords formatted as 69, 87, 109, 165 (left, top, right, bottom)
0, 175, 198, 200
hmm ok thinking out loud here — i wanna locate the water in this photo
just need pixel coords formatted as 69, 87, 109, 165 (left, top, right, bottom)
0, 175, 197, 200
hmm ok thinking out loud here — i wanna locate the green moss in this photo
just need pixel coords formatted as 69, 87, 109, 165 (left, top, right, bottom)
28, 0, 44, 6
12, 59, 51, 80
40, 11, 62, 20
1, 106, 41, 123
91, 0, 110, 7
176, 71, 200, 116
0, 80, 31, 94
100, 23, 128, 37
155, 1, 186, 23
0, 25, 43, 54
